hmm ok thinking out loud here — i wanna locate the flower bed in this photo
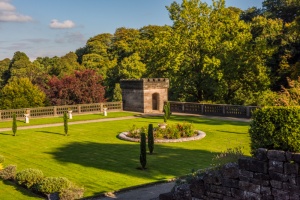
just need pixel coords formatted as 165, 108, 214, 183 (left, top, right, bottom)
118, 122, 206, 143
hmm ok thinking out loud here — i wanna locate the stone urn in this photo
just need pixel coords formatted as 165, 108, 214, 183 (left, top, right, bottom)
103, 107, 107, 116
68, 110, 73, 119
24, 114, 30, 123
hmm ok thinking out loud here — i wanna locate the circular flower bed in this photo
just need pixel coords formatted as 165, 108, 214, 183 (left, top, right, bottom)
118, 123, 206, 143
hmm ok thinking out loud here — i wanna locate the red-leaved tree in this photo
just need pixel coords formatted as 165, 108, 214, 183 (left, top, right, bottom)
46, 69, 105, 105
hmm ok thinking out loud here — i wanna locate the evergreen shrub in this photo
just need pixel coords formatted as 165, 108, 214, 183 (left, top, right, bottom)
37, 177, 71, 194
249, 106, 300, 153
140, 131, 147, 169
148, 124, 154, 154
16, 168, 44, 188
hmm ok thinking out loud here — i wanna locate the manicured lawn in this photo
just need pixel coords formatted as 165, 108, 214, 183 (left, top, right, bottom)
0, 111, 138, 128
0, 114, 250, 198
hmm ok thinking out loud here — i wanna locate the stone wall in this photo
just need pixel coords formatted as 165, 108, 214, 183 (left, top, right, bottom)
120, 78, 169, 113
160, 149, 300, 200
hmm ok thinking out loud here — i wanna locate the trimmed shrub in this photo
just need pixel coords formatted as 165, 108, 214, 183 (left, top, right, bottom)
0, 165, 16, 180
12, 113, 17, 136
148, 124, 154, 154
63, 112, 68, 136
163, 102, 171, 123
59, 185, 84, 200
140, 132, 147, 169
249, 106, 300, 153
37, 177, 71, 194
16, 168, 44, 188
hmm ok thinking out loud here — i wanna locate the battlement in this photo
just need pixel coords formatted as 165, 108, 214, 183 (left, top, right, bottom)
120, 78, 169, 90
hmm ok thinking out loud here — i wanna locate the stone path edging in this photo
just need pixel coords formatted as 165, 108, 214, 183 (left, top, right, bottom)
118, 130, 206, 143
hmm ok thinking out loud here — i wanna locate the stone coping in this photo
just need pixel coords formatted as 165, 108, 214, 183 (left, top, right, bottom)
118, 130, 206, 143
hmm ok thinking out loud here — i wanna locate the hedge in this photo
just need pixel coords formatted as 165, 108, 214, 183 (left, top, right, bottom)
249, 106, 300, 153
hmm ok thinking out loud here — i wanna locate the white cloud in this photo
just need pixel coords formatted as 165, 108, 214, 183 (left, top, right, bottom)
0, 0, 32, 22
50, 19, 75, 29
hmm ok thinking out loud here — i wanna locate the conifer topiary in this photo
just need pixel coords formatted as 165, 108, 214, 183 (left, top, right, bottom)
12, 113, 17, 136
163, 102, 171, 123
140, 131, 147, 169
63, 112, 68, 136
148, 124, 154, 154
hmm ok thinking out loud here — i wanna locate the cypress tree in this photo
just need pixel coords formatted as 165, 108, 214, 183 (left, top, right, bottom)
148, 124, 154, 154
163, 102, 171, 123
63, 112, 68, 136
12, 113, 17, 136
140, 132, 147, 169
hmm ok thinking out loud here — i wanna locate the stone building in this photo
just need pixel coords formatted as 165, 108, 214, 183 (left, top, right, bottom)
120, 78, 169, 113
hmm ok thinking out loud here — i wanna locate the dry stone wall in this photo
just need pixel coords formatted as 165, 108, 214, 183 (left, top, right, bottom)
160, 148, 300, 200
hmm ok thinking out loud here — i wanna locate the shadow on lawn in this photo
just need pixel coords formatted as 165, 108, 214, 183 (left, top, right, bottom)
1, 180, 43, 199
46, 141, 218, 179
140, 115, 249, 127
36, 130, 64, 136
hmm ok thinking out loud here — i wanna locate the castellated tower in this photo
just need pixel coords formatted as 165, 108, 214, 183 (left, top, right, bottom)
120, 78, 169, 113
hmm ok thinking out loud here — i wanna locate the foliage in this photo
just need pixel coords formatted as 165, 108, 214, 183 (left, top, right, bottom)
127, 124, 143, 138
63, 112, 68, 136
163, 102, 171, 123
139, 131, 147, 169
45, 69, 105, 105
37, 177, 71, 194
155, 123, 195, 139
12, 113, 17, 136
0, 77, 46, 109
112, 83, 122, 102
59, 184, 84, 200
148, 124, 154, 154
0, 165, 17, 180
249, 107, 300, 153
211, 146, 244, 168
15, 168, 44, 189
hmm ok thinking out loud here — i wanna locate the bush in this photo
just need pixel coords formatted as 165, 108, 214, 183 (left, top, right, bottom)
63, 112, 68, 136
249, 107, 300, 153
12, 113, 17, 136
211, 146, 244, 168
59, 185, 84, 200
16, 168, 44, 188
37, 177, 71, 194
0, 165, 16, 180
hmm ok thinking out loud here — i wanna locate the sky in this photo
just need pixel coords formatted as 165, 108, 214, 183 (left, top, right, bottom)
0, 0, 263, 61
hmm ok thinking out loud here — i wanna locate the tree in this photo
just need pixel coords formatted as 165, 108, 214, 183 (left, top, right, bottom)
0, 77, 46, 109
63, 112, 68, 136
45, 69, 105, 105
139, 131, 147, 169
148, 124, 154, 154
0, 58, 10, 88
262, 0, 300, 23
12, 113, 17, 136
112, 83, 122, 102
163, 0, 271, 104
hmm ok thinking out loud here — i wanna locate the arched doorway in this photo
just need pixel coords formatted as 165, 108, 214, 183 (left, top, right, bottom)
152, 93, 159, 110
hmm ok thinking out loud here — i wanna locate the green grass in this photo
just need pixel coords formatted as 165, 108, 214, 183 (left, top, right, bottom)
0, 111, 138, 128
0, 114, 250, 198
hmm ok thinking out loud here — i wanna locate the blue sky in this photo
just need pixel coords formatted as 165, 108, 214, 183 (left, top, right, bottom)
0, 0, 263, 61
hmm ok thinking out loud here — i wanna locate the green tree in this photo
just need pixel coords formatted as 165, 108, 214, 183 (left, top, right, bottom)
0, 78, 46, 109
0, 58, 10, 88
63, 112, 68, 136
112, 83, 122, 102
12, 113, 17, 136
